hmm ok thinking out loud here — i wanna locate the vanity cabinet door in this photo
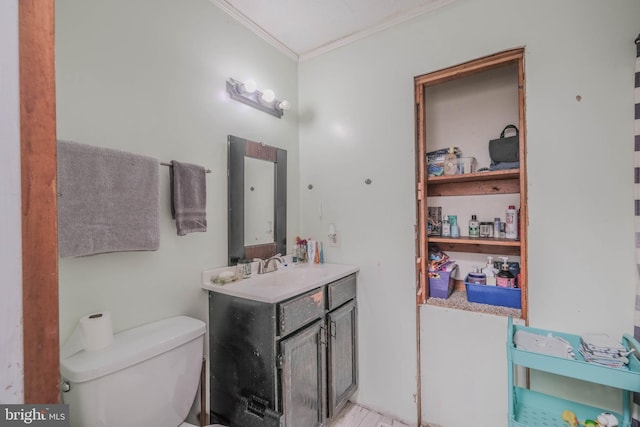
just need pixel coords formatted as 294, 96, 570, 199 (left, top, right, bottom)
280, 319, 327, 427
327, 299, 358, 418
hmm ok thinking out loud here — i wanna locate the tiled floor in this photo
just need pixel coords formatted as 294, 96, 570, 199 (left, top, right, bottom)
329, 402, 412, 427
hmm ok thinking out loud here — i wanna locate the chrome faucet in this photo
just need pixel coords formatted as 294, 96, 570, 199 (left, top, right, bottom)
256, 254, 284, 274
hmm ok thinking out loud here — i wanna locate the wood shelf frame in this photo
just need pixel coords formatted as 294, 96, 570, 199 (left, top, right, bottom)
414, 48, 527, 317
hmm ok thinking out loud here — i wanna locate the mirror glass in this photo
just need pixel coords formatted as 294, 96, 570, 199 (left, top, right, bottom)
228, 135, 286, 265
244, 157, 275, 246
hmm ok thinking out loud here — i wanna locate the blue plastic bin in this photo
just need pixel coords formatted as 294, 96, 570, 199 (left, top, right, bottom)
465, 280, 521, 309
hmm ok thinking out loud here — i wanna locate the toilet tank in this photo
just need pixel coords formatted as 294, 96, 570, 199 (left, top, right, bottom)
61, 316, 206, 427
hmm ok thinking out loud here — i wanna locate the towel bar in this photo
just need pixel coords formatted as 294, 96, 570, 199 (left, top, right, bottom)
161, 162, 211, 173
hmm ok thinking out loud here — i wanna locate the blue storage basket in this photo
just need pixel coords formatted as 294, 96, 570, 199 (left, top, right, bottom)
465, 280, 521, 309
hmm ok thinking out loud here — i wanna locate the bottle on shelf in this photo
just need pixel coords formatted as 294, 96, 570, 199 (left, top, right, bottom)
441, 215, 451, 237
450, 215, 459, 237
493, 217, 501, 239
483, 256, 497, 286
467, 266, 486, 285
443, 147, 457, 176
496, 256, 515, 288
505, 205, 518, 239
469, 214, 479, 238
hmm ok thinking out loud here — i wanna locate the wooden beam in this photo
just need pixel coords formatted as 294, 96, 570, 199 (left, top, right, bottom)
19, 0, 59, 404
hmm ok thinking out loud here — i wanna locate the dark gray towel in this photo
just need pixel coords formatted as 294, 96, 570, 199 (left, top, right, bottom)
57, 140, 160, 257
170, 160, 207, 236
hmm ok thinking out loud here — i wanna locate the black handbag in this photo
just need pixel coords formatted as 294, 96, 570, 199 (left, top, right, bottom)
489, 125, 519, 163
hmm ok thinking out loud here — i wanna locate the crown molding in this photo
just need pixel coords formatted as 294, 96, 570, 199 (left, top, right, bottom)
210, 0, 299, 61
299, 0, 456, 62
211, 0, 456, 63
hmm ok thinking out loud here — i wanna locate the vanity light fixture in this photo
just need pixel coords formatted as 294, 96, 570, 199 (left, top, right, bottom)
226, 78, 290, 119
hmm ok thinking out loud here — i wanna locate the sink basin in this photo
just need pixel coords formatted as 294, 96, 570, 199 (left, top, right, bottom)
202, 263, 359, 303
264, 263, 331, 281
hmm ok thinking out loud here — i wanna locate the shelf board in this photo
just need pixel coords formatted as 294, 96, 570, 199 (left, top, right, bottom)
426, 288, 522, 318
510, 327, 640, 391
426, 169, 520, 196
428, 236, 521, 256
427, 169, 519, 184
511, 387, 626, 427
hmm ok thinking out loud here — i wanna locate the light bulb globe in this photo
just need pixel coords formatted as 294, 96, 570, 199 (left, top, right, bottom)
278, 100, 291, 111
261, 89, 275, 103
242, 80, 257, 93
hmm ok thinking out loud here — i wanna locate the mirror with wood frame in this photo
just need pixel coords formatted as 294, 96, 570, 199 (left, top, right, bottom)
227, 135, 287, 265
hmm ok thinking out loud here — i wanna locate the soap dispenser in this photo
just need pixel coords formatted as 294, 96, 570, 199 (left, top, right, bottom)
496, 256, 515, 288
483, 256, 497, 286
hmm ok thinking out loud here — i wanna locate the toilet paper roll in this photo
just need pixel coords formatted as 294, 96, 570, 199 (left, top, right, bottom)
80, 312, 114, 351
61, 311, 115, 359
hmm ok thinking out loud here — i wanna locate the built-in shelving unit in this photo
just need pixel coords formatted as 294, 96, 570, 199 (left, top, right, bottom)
414, 48, 528, 319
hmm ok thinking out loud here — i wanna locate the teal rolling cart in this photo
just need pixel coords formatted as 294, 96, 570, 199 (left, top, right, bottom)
507, 317, 640, 427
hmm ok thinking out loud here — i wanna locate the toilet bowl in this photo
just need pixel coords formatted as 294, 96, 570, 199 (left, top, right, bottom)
61, 316, 210, 427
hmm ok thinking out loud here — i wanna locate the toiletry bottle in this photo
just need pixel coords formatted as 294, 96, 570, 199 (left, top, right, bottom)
450, 215, 459, 237
469, 214, 479, 237
496, 256, 515, 288
443, 147, 457, 176
483, 256, 497, 286
319, 242, 324, 264
291, 246, 298, 264
467, 266, 486, 285
314, 241, 320, 264
494, 218, 501, 239
441, 215, 451, 237
307, 240, 316, 263
505, 205, 518, 239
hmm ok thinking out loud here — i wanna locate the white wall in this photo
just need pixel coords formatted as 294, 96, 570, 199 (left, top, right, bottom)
43, 0, 640, 425
0, 0, 24, 404
55, 0, 298, 416
298, 0, 640, 425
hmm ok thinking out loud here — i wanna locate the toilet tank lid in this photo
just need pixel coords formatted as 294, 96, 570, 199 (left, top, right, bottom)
61, 315, 205, 383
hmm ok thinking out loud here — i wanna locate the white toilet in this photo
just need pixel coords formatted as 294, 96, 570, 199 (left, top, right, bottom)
60, 315, 219, 427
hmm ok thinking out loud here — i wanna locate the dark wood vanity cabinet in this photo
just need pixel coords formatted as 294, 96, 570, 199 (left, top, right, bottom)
209, 273, 358, 427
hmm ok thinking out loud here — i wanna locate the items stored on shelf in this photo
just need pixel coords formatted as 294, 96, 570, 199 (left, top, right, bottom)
427, 246, 457, 299
497, 256, 516, 288
450, 215, 460, 237
469, 214, 480, 237
579, 334, 635, 368
514, 329, 575, 359
506, 205, 518, 239
427, 206, 442, 236
426, 147, 477, 177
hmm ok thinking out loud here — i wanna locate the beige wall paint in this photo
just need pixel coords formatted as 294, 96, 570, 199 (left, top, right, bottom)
0, 0, 23, 404
55, 0, 299, 417
299, 0, 640, 425
55, 0, 299, 339
9, 0, 637, 424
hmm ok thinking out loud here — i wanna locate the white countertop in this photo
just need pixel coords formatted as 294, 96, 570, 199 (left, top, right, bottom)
202, 262, 359, 303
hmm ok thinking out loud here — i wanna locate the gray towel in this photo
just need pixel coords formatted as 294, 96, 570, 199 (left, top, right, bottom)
170, 160, 207, 236
57, 140, 160, 257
